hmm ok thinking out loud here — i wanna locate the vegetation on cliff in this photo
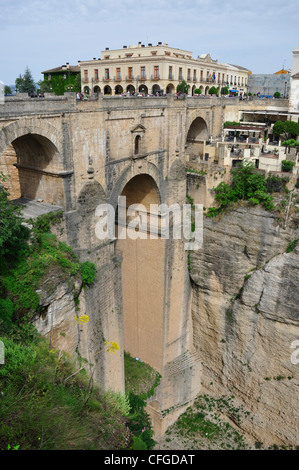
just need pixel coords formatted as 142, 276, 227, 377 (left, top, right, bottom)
205, 160, 292, 218
0, 179, 157, 450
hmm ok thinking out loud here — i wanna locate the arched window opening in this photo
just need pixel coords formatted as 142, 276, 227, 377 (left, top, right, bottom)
134, 135, 141, 155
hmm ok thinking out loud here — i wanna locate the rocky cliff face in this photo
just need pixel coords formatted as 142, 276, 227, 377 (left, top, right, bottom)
190, 204, 299, 446
32, 263, 82, 356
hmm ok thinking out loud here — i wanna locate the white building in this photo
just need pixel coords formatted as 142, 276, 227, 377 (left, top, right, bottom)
289, 47, 299, 118
78, 42, 250, 96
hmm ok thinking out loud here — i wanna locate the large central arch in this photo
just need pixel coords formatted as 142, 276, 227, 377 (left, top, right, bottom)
115, 173, 166, 372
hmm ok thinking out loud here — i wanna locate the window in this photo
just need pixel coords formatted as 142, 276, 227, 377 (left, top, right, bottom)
187, 69, 191, 80
193, 70, 197, 81
48, 74, 51, 81
134, 135, 141, 155
128, 67, 133, 79
200, 70, 203, 81
218, 73, 220, 83
169, 66, 173, 79
179, 67, 183, 80
94, 69, 99, 81
141, 66, 146, 79
154, 66, 159, 78
116, 67, 121, 79
105, 68, 109, 80
84, 70, 88, 81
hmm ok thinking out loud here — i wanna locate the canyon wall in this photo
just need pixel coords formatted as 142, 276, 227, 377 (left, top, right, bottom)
190, 205, 299, 446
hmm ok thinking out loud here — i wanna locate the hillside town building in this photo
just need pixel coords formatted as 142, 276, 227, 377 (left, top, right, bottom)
247, 68, 290, 98
78, 42, 250, 96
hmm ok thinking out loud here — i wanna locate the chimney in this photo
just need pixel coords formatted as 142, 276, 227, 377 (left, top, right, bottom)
123, 45, 127, 48
105, 47, 109, 50
158, 42, 162, 45
148, 43, 152, 47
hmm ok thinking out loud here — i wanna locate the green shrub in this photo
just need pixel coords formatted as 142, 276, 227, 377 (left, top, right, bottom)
266, 174, 289, 193
0, 332, 132, 450
80, 261, 97, 286
132, 436, 147, 450
286, 239, 298, 253
281, 160, 295, 172
207, 160, 274, 217
127, 392, 156, 450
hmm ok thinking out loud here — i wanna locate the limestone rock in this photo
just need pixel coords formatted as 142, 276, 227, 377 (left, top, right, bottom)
190, 205, 299, 446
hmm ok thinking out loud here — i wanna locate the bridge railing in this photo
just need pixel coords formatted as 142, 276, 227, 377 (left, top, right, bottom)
0, 93, 77, 116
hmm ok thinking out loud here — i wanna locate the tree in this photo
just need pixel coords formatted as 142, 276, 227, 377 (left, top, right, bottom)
37, 80, 52, 93
15, 74, 23, 93
4, 86, 12, 95
221, 86, 229, 95
281, 160, 295, 172
194, 88, 202, 95
274, 91, 280, 98
73, 74, 81, 93
15, 67, 36, 94
273, 120, 299, 140
177, 80, 188, 94
272, 120, 285, 139
0, 173, 30, 270
209, 86, 218, 95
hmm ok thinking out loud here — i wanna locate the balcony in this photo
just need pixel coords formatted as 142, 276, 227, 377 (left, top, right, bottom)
136, 75, 147, 81
168, 75, 174, 80
102, 76, 110, 82
126, 75, 134, 81
202, 78, 216, 84
114, 76, 122, 81
151, 74, 160, 80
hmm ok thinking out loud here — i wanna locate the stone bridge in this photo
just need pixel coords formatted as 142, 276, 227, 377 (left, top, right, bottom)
0, 93, 245, 434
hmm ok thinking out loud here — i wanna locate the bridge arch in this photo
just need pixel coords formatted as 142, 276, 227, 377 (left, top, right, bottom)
0, 120, 66, 206
185, 115, 209, 161
186, 116, 209, 142
115, 171, 165, 371
108, 160, 163, 211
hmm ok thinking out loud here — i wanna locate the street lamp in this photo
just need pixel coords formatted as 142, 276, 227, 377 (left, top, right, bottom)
63, 63, 71, 93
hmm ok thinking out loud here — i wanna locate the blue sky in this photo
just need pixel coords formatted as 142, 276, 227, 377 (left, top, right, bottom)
1, 0, 298, 86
